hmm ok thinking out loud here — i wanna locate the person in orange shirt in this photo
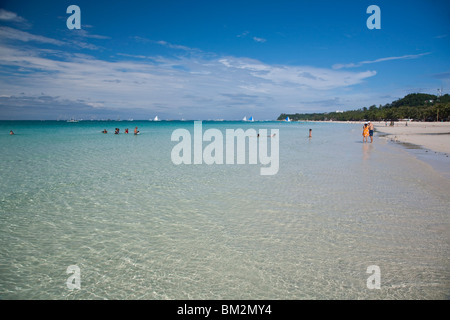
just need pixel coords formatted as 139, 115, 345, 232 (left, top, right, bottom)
363, 123, 369, 143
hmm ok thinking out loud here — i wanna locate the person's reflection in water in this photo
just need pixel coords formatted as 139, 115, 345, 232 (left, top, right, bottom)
362, 142, 373, 161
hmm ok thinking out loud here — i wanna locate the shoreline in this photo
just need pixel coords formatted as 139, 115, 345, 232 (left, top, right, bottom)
306, 120, 450, 179
305, 120, 450, 155
372, 121, 450, 155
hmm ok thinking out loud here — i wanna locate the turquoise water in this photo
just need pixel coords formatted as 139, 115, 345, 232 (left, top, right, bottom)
0, 120, 449, 299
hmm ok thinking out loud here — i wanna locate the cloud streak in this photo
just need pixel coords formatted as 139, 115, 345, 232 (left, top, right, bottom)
236, 31, 267, 43
253, 37, 267, 43
0, 9, 30, 27
333, 52, 431, 69
0, 27, 65, 46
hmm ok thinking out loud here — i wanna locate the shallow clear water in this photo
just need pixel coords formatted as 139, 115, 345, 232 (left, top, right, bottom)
0, 120, 449, 299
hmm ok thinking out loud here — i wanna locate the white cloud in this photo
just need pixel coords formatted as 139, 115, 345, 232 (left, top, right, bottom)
86, 102, 105, 108
237, 31, 249, 38
0, 9, 28, 24
333, 52, 431, 69
156, 40, 193, 51
236, 32, 266, 43
70, 40, 101, 51
117, 53, 151, 59
253, 37, 267, 43
0, 26, 108, 51
219, 57, 376, 90
72, 29, 110, 40
0, 27, 65, 46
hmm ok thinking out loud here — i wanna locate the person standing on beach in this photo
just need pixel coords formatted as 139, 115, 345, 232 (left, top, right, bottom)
363, 123, 369, 143
368, 121, 374, 143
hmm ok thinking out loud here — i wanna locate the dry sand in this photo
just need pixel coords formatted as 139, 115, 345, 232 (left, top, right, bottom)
372, 121, 450, 154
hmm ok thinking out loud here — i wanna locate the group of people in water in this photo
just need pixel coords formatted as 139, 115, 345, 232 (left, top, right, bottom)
102, 126, 139, 135
7, 126, 362, 142
362, 121, 374, 143
9, 128, 140, 135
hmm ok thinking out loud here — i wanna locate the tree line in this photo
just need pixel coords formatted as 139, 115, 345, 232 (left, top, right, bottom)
278, 93, 450, 122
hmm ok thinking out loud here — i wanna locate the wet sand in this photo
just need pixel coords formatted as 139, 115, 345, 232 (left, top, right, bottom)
372, 121, 450, 154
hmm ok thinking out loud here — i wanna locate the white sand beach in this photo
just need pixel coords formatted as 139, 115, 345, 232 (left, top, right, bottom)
372, 121, 450, 154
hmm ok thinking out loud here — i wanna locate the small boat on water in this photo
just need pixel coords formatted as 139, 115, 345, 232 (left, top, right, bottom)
67, 119, 78, 123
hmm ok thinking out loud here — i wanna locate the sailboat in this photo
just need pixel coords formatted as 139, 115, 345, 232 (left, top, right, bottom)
248, 116, 254, 122
285, 116, 291, 122
242, 116, 247, 121
154, 116, 159, 121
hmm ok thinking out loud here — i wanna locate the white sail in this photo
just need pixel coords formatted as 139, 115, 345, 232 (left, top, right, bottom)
242, 116, 247, 121
154, 116, 159, 121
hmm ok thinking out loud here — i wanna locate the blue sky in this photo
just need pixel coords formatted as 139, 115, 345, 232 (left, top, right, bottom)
0, 0, 449, 120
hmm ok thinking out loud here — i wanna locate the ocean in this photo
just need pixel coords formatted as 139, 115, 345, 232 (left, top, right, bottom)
0, 120, 449, 299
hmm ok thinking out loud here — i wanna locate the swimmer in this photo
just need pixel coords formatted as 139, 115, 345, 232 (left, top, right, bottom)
102, 129, 107, 134
10, 130, 14, 135
134, 126, 139, 135
256, 133, 275, 138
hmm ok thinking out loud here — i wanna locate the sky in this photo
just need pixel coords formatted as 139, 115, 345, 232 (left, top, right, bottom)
0, 0, 449, 120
